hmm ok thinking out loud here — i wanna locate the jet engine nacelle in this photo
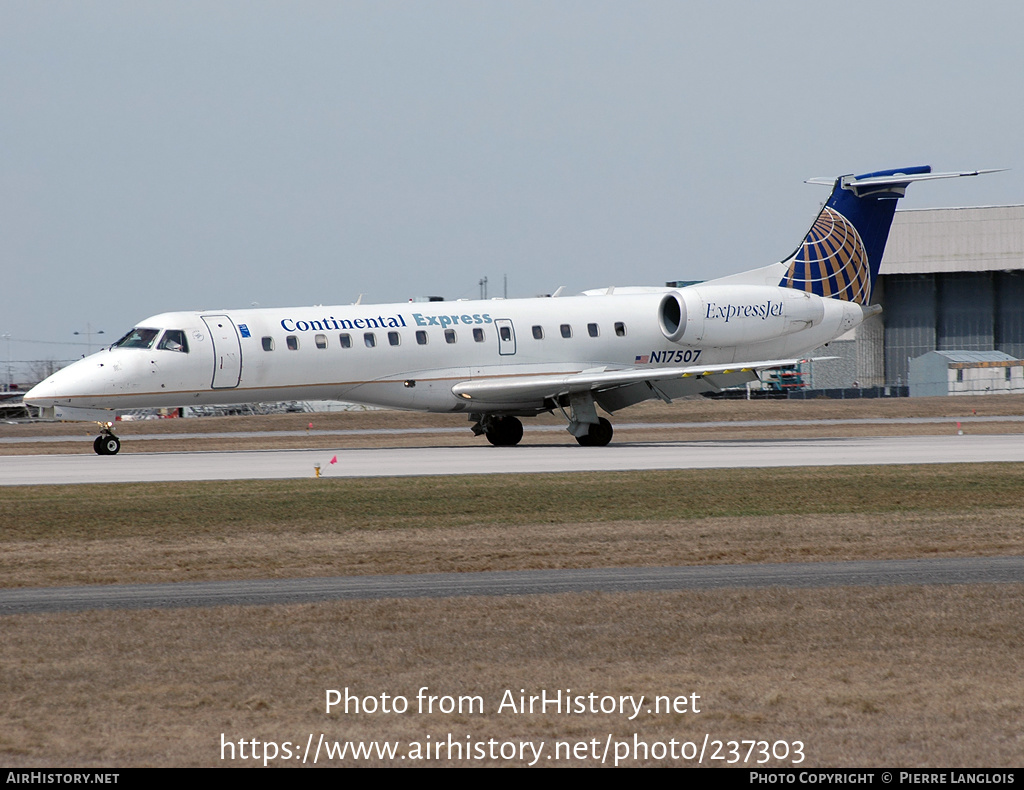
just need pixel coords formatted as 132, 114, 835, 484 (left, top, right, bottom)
658, 285, 827, 346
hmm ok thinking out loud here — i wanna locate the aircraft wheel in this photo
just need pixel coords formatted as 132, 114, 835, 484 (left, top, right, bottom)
575, 418, 613, 447
485, 416, 523, 447
96, 434, 121, 455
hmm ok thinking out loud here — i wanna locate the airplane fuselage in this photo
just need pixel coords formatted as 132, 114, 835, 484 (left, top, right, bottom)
28, 284, 864, 415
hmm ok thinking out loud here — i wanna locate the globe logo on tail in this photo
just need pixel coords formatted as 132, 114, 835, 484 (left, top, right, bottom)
781, 207, 871, 305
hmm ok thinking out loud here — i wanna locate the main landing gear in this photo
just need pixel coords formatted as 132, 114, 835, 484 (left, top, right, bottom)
92, 423, 121, 455
562, 391, 614, 447
482, 415, 524, 447
470, 396, 615, 448
574, 417, 613, 447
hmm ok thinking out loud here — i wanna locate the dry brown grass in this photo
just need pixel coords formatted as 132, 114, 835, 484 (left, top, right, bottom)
3, 406, 1024, 768
3, 509, 1024, 590
4, 464, 1024, 588
2, 585, 1021, 767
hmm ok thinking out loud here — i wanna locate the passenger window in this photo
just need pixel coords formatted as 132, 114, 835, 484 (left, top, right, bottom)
416, 330, 428, 345
500, 326, 512, 342
588, 323, 599, 338
445, 329, 457, 344
262, 336, 275, 351
364, 333, 376, 348
158, 329, 189, 353
615, 322, 626, 337
315, 334, 328, 349
473, 327, 485, 342
560, 324, 572, 339
286, 335, 299, 350
388, 331, 401, 346
532, 325, 544, 340
339, 333, 352, 349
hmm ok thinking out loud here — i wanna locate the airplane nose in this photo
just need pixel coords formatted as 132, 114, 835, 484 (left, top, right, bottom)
24, 381, 52, 411
24, 356, 110, 408
24, 377, 59, 407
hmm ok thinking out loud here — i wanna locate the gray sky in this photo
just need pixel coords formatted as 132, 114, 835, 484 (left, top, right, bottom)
3, 1, 1022, 379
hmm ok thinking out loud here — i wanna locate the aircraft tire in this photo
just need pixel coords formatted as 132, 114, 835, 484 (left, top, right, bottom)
575, 418, 613, 447
485, 416, 523, 447
96, 435, 121, 455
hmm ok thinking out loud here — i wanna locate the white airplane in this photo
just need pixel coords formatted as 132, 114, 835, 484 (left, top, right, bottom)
26, 165, 1000, 454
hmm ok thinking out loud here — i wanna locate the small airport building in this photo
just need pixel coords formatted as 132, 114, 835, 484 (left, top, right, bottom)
806, 205, 1024, 394
908, 350, 1024, 397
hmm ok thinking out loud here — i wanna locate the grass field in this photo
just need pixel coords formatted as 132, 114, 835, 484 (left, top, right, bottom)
1, 400, 1023, 767
3, 465, 1024, 588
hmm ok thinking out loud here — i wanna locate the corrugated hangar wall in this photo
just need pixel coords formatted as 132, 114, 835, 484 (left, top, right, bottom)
838, 205, 1024, 389
881, 272, 1022, 386
995, 272, 1024, 358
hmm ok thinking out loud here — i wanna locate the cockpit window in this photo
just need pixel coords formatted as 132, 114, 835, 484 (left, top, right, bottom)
157, 329, 189, 353
113, 328, 160, 349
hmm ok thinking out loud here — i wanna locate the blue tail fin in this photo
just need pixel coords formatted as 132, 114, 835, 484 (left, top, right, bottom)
779, 165, 933, 305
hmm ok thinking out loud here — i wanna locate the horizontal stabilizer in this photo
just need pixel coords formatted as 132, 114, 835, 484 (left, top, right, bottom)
805, 168, 1006, 197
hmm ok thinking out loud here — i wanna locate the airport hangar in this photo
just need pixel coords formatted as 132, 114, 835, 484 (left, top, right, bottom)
799, 204, 1024, 393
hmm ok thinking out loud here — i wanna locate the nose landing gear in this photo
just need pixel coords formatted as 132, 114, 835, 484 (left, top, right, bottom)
93, 423, 121, 455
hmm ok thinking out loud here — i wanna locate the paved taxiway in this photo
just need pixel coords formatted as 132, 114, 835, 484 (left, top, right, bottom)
3, 415, 1022, 445
3, 557, 1021, 615
2, 433, 1023, 486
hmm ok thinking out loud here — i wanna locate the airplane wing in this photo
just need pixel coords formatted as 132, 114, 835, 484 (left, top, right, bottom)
451, 358, 809, 405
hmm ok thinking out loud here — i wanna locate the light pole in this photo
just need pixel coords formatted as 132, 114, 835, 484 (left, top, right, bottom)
1, 333, 10, 392
73, 325, 105, 356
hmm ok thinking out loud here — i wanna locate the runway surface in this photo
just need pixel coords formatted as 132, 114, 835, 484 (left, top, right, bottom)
2, 433, 1023, 486
3, 415, 1022, 445
3, 557, 1021, 615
